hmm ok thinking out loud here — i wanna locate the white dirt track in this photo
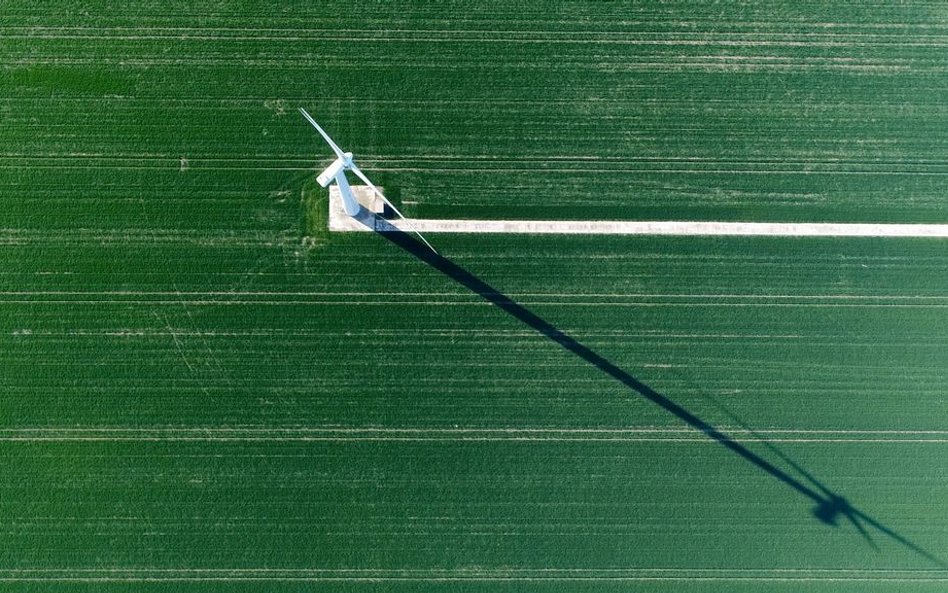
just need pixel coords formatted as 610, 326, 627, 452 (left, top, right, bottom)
329, 187, 948, 237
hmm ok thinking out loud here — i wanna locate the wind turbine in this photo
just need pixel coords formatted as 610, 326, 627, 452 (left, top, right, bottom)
299, 108, 436, 253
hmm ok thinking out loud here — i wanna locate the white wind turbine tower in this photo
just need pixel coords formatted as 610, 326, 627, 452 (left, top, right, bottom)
299, 108, 436, 253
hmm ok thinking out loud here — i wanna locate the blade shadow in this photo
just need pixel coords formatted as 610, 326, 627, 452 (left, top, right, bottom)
671, 373, 946, 560
362, 214, 945, 568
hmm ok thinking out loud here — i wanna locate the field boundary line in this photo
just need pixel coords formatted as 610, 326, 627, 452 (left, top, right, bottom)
2, 567, 947, 583
3, 427, 948, 443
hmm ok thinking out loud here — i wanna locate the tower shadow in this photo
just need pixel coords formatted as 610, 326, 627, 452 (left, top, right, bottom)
361, 212, 945, 568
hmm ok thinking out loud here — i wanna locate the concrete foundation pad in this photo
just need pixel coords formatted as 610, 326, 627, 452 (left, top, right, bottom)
328, 185, 385, 231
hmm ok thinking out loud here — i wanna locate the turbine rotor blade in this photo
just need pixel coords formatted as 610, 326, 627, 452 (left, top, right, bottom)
349, 163, 437, 254
298, 108, 346, 159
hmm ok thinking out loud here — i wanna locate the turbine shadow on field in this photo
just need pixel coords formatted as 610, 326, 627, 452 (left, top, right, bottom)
363, 214, 946, 568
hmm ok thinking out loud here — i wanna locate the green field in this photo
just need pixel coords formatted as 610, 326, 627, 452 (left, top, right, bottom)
2, 2, 948, 591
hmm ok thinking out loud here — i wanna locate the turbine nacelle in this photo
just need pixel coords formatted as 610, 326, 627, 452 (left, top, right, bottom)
316, 157, 344, 188
316, 152, 355, 188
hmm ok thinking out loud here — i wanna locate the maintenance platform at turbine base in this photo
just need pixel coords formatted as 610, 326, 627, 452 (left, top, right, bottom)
328, 185, 386, 231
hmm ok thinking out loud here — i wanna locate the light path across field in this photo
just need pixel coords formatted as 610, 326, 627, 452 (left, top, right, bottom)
330, 187, 948, 237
